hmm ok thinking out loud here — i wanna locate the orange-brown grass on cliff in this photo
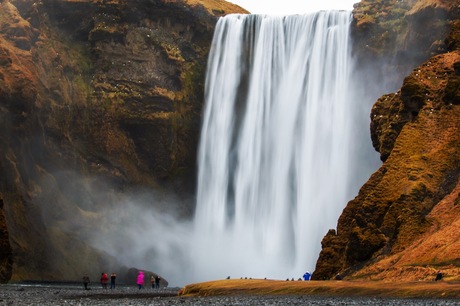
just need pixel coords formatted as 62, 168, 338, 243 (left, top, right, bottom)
353, 181, 460, 283
343, 48, 460, 284
179, 279, 460, 299
185, 0, 249, 15
60, 0, 249, 14
409, 0, 460, 14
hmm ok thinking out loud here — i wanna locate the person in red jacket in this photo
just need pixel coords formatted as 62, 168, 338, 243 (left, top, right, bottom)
100, 272, 109, 289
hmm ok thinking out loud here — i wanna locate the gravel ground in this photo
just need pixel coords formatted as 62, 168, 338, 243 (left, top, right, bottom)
0, 284, 459, 305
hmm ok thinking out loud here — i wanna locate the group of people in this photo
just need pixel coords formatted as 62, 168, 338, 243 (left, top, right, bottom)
82, 271, 161, 290
98, 272, 117, 289
83, 272, 117, 290
299, 270, 444, 282
136, 270, 161, 289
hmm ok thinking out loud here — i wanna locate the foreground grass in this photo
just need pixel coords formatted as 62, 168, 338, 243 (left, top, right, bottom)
179, 279, 460, 299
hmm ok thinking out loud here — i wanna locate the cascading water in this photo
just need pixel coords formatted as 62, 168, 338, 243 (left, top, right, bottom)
193, 11, 357, 281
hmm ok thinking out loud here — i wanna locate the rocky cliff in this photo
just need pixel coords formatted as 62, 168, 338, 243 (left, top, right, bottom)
0, 0, 246, 282
314, 0, 460, 281
1, 0, 459, 285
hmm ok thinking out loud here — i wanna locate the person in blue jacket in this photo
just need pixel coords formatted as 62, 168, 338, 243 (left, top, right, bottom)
303, 271, 311, 281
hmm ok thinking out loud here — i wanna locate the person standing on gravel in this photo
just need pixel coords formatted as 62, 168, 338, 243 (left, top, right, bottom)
83, 275, 90, 290
110, 272, 117, 289
150, 275, 155, 289
137, 271, 145, 290
100, 272, 109, 289
155, 275, 161, 289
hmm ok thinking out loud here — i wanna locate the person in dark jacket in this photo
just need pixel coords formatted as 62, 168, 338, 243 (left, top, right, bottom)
155, 275, 161, 289
110, 272, 117, 289
82, 275, 90, 290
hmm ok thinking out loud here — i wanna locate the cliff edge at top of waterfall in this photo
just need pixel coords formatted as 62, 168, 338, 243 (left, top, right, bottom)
314, 0, 460, 281
184, 0, 249, 15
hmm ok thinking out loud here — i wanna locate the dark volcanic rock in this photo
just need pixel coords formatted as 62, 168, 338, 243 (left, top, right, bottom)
314, 1, 460, 281
0, 0, 246, 283
0, 199, 13, 283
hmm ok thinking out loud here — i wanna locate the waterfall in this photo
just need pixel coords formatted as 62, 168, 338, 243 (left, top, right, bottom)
193, 11, 355, 281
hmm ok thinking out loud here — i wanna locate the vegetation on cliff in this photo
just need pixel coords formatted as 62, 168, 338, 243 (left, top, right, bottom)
1, 0, 459, 287
0, 0, 246, 283
314, 0, 460, 281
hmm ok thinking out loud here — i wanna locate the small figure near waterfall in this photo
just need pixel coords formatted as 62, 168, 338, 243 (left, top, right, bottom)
150, 275, 155, 289
100, 273, 109, 289
303, 271, 311, 281
335, 273, 343, 280
137, 271, 145, 289
155, 275, 161, 289
82, 275, 90, 290
435, 271, 443, 281
110, 272, 117, 289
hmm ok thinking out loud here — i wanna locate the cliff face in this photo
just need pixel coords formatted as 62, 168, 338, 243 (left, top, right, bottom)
2, 0, 459, 285
0, 0, 246, 282
314, 0, 460, 281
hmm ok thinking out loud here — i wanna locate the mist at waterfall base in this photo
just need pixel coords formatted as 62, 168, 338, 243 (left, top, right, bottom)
63, 12, 386, 287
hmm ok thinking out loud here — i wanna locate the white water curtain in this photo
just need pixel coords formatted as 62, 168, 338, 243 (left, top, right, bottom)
194, 11, 353, 281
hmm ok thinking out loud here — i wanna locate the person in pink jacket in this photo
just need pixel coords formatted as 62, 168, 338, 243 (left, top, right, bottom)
136, 271, 145, 290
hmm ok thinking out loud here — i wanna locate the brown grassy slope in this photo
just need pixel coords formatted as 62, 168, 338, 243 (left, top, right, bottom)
178, 279, 460, 299
347, 50, 460, 282
52, 0, 249, 14
314, 45, 460, 280
185, 0, 249, 14
353, 180, 460, 281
